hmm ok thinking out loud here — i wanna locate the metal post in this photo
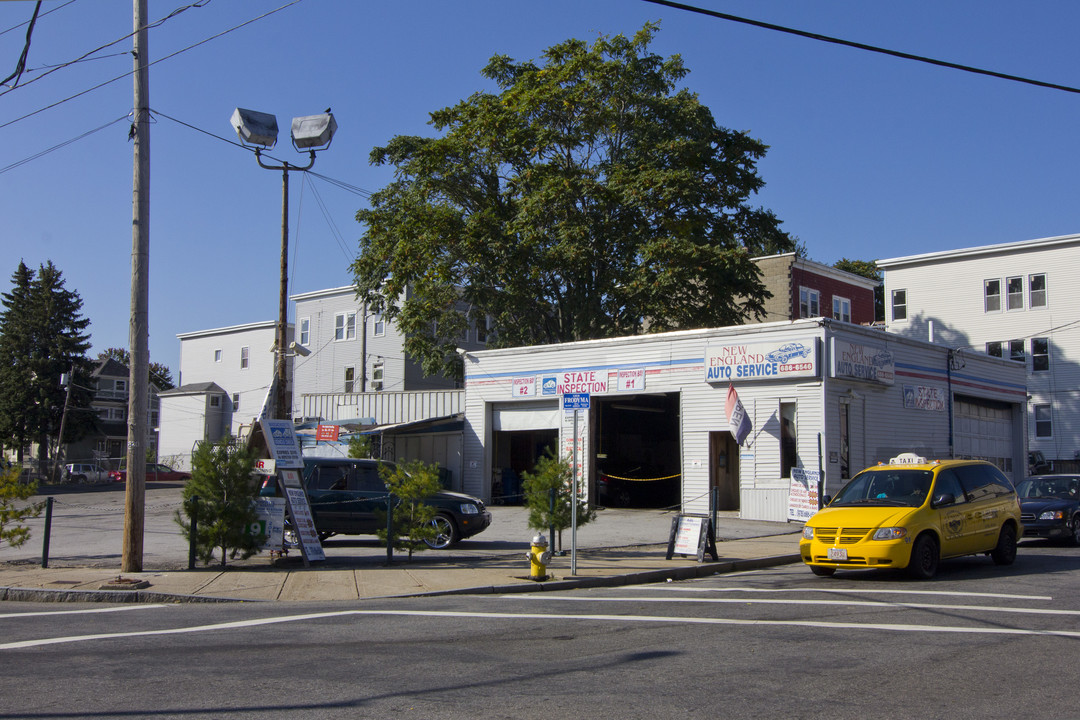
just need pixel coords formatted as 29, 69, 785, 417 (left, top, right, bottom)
40, 497, 53, 569
385, 495, 394, 564
548, 487, 556, 553
275, 164, 290, 420
187, 496, 199, 570
571, 408, 578, 576
123, 0, 150, 574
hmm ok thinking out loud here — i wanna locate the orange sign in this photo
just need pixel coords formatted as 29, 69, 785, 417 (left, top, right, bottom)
315, 424, 340, 442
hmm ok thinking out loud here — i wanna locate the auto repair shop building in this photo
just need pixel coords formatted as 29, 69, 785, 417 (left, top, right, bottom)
459, 318, 1028, 523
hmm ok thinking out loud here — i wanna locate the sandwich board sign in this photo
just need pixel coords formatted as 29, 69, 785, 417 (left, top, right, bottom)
258, 419, 324, 564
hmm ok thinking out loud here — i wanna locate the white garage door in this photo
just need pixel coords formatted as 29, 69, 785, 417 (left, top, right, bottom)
492, 400, 560, 431
954, 397, 1015, 479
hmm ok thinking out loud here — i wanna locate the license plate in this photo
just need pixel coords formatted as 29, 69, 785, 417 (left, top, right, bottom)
827, 547, 848, 561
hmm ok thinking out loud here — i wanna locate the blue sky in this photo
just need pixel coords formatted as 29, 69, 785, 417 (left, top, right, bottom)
3, 1, 1079, 379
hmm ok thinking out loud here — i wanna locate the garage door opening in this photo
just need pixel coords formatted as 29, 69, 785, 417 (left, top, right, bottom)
594, 393, 680, 509
491, 429, 558, 505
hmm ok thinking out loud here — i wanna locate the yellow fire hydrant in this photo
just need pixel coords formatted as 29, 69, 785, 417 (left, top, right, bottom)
526, 534, 552, 581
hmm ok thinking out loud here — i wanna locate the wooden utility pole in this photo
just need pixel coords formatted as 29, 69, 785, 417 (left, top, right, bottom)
122, 0, 150, 573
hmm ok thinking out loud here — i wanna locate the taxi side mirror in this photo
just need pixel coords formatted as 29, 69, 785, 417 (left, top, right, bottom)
931, 493, 955, 508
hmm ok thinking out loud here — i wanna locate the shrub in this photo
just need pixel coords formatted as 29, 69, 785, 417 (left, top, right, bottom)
0, 466, 43, 548
522, 452, 595, 552
376, 459, 442, 560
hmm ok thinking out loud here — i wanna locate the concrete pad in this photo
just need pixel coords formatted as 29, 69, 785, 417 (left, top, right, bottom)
195, 569, 288, 601
278, 568, 359, 602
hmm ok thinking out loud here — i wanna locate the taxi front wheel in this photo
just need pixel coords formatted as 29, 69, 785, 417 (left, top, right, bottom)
907, 534, 939, 580
990, 525, 1017, 566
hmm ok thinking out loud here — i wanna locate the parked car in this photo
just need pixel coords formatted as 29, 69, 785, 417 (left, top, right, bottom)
1016, 474, 1080, 545
109, 463, 191, 483
260, 457, 491, 549
800, 454, 1023, 579
63, 463, 110, 484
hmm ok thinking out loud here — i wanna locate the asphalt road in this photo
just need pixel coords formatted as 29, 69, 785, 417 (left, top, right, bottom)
2, 541, 1079, 719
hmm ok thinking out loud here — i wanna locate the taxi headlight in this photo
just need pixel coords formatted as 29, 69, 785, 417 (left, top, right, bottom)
873, 527, 908, 540
802, 526, 814, 539
1039, 510, 1065, 521
459, 503, 479, 515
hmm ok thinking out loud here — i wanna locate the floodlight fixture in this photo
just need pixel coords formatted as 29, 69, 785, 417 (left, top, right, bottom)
290, 112, 337, 151
231, 107, 278, 148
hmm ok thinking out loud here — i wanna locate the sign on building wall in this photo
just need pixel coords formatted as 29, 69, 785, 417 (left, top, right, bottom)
704, 339, 818, 383
831, 339, 895, 385
512, 376, 536, 397
617, 367, 645, 392
903, 384, 946, 411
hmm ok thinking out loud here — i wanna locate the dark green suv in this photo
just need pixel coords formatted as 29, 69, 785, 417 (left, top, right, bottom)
260, 457, 491, 549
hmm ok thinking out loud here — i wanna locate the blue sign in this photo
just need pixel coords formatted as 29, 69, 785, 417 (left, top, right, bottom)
541, 376, 558, 395
563, 392, 590, 410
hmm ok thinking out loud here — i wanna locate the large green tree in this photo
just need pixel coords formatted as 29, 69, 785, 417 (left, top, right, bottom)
96, 347, 175, 391
0, 261, 93, 469
352, 24, 794, 380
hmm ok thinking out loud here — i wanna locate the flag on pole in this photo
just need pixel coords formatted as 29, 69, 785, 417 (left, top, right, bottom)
726, 383, 752, 446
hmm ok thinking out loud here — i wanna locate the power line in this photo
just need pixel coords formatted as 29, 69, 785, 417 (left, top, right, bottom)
641, 0, 1080, 95
1, 0, 42, 88
0, 113, 130, 175
0, 0, 77, 39
0, 0, 302, 131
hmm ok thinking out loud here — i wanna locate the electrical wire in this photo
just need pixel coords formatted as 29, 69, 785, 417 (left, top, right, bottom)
0, 0, 77, 38
1, 1, 42, 89
0, 113, 130, 176
0, 0, 302, 131
641, 0, 1080, 95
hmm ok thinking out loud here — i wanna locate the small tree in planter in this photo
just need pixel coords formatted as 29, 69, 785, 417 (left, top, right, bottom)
522, 452, 595, 552
174, 439, 261, 567
376, 459, 441, 560
0, 466, 43, 548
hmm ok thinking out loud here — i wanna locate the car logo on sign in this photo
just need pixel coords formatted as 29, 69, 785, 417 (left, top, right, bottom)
542, 376, 557, 395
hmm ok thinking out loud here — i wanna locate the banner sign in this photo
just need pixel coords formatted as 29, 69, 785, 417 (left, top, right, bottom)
831, 340, 895, 385
705, 340, 818, 383
260, 419, 304, 469
512, 376, 536, 397
284, 487, 325, 562
617, 368, 645, 392
315, 424, 340, 442
903, 384, 946, 411
252, 497, 286, 551
788, 467, 821, 522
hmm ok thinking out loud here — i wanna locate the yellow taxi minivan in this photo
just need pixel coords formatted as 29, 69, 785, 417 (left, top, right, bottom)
800, 454, 1023, 579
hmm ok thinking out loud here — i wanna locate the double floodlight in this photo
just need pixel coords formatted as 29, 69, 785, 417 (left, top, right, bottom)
231, 107, 337, 152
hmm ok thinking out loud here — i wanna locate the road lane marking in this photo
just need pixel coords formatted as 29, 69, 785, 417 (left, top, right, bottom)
630, 586, 1054, 601
509, 594, 1079, 617
0, 604, 168, 620
3, 607, 1080, 650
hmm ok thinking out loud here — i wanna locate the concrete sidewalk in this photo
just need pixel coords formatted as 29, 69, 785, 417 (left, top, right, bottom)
0, 503, 803, 604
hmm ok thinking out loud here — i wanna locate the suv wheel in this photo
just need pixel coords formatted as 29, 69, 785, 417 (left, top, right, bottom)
990, 524, 1018, 566
424, 514, 459, 549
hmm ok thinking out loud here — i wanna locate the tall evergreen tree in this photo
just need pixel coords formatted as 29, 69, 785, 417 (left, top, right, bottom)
0, 261, 92, 471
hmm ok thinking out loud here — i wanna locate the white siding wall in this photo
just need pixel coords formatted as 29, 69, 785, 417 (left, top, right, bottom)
157, 395, 210, 471
299, 389, 463, 425
177, 322, 281, 434
883, 234, 1079, 462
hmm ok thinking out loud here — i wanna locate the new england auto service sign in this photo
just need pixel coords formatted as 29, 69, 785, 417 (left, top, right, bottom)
705, 339, 819, 383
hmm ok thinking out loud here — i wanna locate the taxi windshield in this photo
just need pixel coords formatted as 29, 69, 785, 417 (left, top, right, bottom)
831, 468, 934, 507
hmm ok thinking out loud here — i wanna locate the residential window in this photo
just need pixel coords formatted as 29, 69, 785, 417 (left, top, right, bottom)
1006, 276, 1023, 310
1029, 274, 1047, 308
1034, 404, 1052, 438
985, 341, 1003, 358
1032, 337, 1050, 372
372, 362, 384, 392
232, 393, 240, 412
799, 287, 820, 318
150, 410, 159, 427
891, 289, 907, 321
373, 316, 385, 337
210, 396, 221, 408
214, 349, 222, 363
335, 312, 356, 341
476, 316, 491, 344
240, 346, 249, 369
1009, 339, 1025, 363
984, 279, 1001, 312
832, 296, 851, 323
780, 401, 797, 478
299, 317, 310, 346
115, 379, 126, 393
344, 366, 355, 394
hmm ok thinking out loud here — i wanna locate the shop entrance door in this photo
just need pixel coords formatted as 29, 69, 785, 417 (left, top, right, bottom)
709, 431, 740, 511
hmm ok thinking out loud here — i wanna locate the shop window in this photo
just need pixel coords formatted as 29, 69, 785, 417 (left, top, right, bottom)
1029, 273, 1047, 308
1032, 338, 1050, 372
799, 287, 820, 318
780, 402, 797, 478
1006, 276, 1024, 310
891, 289, 907, 321
344, 366, 355, 394
1034, 404, 1052, 438
984, 279, 1001, 312
832, 296, 851, 323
